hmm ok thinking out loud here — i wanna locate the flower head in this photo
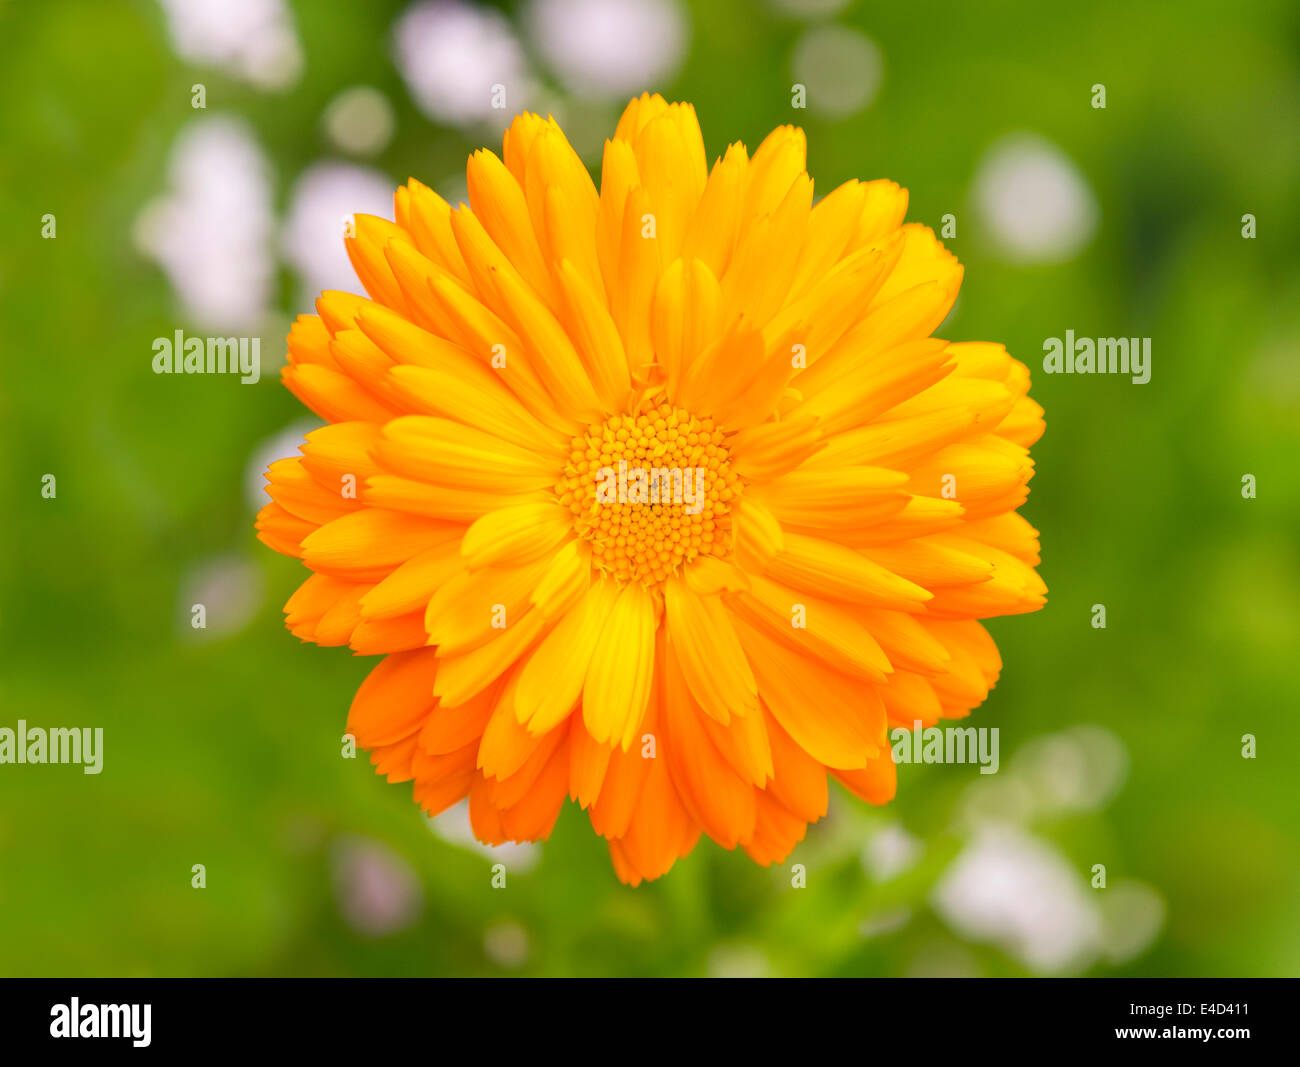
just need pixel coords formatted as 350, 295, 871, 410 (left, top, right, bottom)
257, 94, 1046, 884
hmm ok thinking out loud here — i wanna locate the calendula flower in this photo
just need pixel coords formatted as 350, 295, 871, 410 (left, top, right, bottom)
257, 93, 1045, 885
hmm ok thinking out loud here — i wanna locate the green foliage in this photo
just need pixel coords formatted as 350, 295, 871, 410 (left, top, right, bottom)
1, 0, 1297, 976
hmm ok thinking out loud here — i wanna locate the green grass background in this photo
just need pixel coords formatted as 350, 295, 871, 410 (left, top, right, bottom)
1, 0, 1297, 976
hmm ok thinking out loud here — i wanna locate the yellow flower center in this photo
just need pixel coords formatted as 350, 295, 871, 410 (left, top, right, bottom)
558, 402, 739, 586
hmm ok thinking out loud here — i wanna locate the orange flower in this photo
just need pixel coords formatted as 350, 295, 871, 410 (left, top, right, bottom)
257, 94, 1046, 885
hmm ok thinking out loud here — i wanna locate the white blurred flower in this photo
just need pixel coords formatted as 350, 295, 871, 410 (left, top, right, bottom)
484, 921, 531, 968
973, 133, 1099, 263
1016, 725, 1129, 815
426, 800, 541, 873
178, 554, 263, 640
707, 943, 770, 978
393, 0, 533, 126
281, 161, 396, 307
245, 418, 322, 510
791, 25, 882, 119
156, 0, 303, 90
322, 86, 396, 157
331, 835, 425, 936
525, 0, 687, 97
858, 907, 912, 939
932, 826, 1101, 974
1248, 330, 1300, 406
960, 725, 1128, 829
958, 771, 1038, 829
134, 117, 275, 331
861, 822, 923, 882
1098, 880, 1165, 965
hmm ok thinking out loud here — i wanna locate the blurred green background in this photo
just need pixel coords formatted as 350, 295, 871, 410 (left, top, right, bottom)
2, 0, 1298, 977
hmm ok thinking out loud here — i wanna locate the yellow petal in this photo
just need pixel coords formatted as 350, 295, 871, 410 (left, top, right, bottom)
344, 214, 410, 313
732, 616, 883, 770
734, 573, 894, 683
729, 414, 824, 482
651, 257, 722, 399
375, 416, 558, 494
461, 502, 572, 569
433, 609, 550, 706
682, 142, 747, 277
583, 581, 656, 749
660, 641, 757, 848
743, 125, 806, 223
749, 467, 910, 533
555, 257, 632, 410
530, 539, 592, 619
767, 531, 932, 611
301, 509, 455, 581
360, 538, 464, 620
466, 148, 558, 308
515, 579, 619, 735
663, 578, 757, 723
398, 178, 473, 288
425, 557, 552, 655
